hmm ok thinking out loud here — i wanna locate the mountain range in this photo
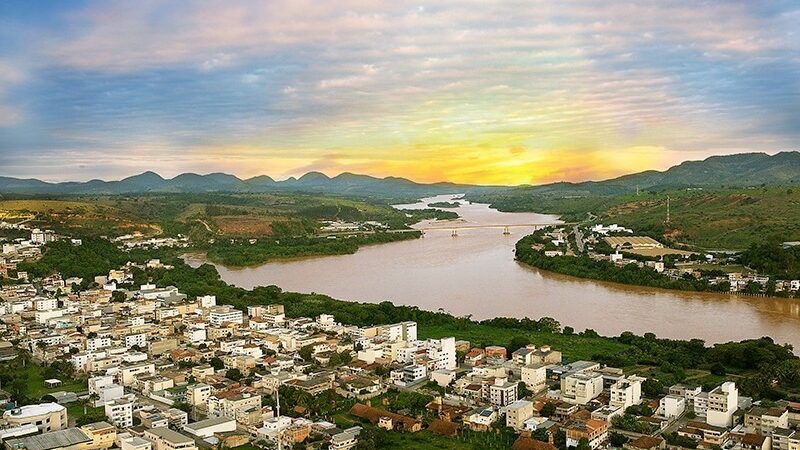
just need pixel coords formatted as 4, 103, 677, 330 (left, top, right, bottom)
0, 151, 798, 198
0, 170, 484, 199
503, 151, 800, 197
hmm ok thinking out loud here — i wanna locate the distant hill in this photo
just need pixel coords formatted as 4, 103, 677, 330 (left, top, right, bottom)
2, 151, 798, 200
474, 151, 800, 200
0, 170, 491, 200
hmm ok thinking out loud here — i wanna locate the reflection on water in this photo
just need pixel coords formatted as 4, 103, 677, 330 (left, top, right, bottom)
184, 195, 800, 350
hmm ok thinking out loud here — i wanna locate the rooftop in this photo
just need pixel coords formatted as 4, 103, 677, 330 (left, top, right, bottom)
6, 428, 91, 450
4, 403, 66, 418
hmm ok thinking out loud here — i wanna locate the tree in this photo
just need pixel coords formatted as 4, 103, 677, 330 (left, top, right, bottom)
710, 362, 726, 376
576, 437, 591, 450
518, 382, 530, 399
563, 326, 574, 335
226, 368, 242, 381
609, 432, 629, 447
541, 402, 556, 417
299, 344, 314, 362
209, 357, 224, 370
642, 378, 664, 397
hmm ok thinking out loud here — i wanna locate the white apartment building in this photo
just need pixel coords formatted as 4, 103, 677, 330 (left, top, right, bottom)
609, 375, 645, 410
403, 364, 427, 384
87, 336, 113, 352
35, 309, 64, 324
381, 322, 417, 342
198, 295, 216, 308
34, 298, 58, 311
490, 377, 519, 407
659, 395, 686, 419
184, 324, 206, 344
707, 382, 739, 427
124, 333, 147, 349
208, 306, 243, 326
424, 337, 456, 371
105, 398, 134, 428
394, 343, 418, 364
330, 427, 361, 450
561, 372, 604, 405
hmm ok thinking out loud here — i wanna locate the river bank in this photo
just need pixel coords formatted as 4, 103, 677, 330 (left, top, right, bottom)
182, 194, 800, 350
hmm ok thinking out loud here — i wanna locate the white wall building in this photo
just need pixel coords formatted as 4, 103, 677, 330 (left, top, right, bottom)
561, 372, 604, 405
707, 382, 738, 427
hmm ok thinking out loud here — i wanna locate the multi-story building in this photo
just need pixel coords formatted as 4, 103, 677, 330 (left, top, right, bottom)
186, 383, 212, 406
104, 398, 134, 428
403, 365, 427, 384
423, 337, 457, 371
566, 419, 609, 450
330, 427, 361, 450
561, 372, 604, 405
124, 333, 147, 349
506, 400, 534, 430
659, 395, 686, 419
207, 392, 261, 420
380, 322, 417, 343
521, 363, 548, 393
489, 377, 519, 407
707, 382, 738, 427
745, 406, 789, 435
118, 363, 156, 386
609, 376, 645, 410
512, 345, 562, 366
87, 336, 113, 352
2, 403, 68, 432
208, 306, 243, 326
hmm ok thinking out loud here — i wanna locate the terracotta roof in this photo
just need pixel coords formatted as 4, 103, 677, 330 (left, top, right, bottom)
628, 436, 664, 450
742, 434, 766, 447
349, 403, 420, 431
428, 419, 458, 436
512, 437, 558, 450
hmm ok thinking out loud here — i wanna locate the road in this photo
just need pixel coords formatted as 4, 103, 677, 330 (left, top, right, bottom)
573, 226, 585, 253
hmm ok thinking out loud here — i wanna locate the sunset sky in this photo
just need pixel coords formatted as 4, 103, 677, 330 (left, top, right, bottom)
0, 1, 798, 185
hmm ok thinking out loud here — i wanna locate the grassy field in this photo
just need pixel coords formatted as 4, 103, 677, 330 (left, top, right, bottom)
419, 322, 630, 362
0, 363, 88, 400
471, 186, 800, 250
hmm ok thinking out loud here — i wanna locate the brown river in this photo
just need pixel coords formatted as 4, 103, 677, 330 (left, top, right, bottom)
185, 195, 800, 350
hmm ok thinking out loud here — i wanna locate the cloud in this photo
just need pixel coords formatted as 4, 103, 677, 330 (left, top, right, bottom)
0, 1, 798, 182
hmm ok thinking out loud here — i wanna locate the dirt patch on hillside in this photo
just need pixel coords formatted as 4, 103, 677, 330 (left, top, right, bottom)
214, 216, 274, 236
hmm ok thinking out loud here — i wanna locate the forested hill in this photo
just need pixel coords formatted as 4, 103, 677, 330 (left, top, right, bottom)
471, 151, 800, 200
0, 171, 498, 201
